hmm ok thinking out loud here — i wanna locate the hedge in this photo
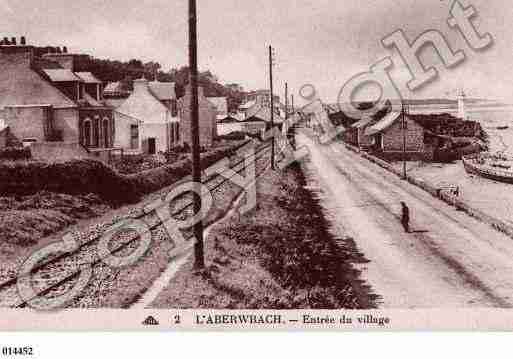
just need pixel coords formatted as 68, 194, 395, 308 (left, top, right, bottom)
0, 147, 31, 161
0, 141, 249, 206
0, 159, 137, 205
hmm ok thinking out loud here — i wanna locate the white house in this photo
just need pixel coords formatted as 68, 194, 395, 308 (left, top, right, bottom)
114, 78, 179, 154
207, 96, 228, 120
217, 116, 242, 135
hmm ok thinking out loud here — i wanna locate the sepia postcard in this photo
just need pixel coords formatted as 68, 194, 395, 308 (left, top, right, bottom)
1, 0, 513, 332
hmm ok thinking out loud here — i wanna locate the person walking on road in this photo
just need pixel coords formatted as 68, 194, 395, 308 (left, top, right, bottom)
401, 201, 410, 233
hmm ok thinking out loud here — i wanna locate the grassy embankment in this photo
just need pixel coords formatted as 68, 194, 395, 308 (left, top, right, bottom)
151, 162, 377, 309
0, 141, 246, 248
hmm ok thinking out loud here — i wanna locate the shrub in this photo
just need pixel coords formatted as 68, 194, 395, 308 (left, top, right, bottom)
0, 147, 31, 161
0, 141, 250, 206
130, 143, 245, 194
217, 131, 246, 141
0, 159, 138, 205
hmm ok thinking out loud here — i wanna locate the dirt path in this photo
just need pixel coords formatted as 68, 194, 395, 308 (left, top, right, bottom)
298, 132, 513, 308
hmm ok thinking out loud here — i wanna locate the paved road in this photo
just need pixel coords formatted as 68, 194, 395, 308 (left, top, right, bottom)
297, 132, 513, 308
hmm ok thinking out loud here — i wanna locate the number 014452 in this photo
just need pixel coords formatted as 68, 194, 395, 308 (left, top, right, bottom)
2, 347, 33, 356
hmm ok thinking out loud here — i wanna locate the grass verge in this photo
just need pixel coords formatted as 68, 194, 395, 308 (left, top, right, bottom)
151, 162, 377, 309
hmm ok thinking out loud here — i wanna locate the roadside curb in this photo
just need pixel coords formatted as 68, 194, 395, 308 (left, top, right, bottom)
343, 142, 513, 240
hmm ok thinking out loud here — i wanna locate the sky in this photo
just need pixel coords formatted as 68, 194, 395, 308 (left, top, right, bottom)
2, 0, 513, 105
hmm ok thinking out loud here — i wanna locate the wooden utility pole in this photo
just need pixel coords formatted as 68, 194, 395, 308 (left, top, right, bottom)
285, 82, 288, 120
402, 103, 407, 180
269, 45, 275, 169
189, 0, 204, 269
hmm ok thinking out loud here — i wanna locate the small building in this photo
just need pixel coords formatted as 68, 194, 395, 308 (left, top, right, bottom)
103, 81, 130, 98
115, 78, 179, 154
365, 111, 424, 153
178, 86, 217, 148
239, 116, 266, 138
217, 116, 242, 136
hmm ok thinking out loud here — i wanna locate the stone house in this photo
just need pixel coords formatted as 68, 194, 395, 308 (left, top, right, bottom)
178, 86, 217, 148
365, 111, 424, 153
114, 79, 179, 154
0, 41, 115, 154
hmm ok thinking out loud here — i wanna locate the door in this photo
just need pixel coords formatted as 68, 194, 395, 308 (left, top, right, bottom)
148, 138, 156, 154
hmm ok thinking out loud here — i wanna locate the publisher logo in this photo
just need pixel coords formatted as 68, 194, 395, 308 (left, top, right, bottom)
142, 316, 160, 326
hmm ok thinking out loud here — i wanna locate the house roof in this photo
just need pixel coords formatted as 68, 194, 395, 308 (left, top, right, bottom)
240, 116, 266, 123
0, 53, 77, 109
103, 81, 130, 95
217, 116, 239, 124
43, 69, 82, 82
104, 98, 126, 109
239, 100, 255, 110
75, 72, 102, 84
104, 82, 122, 92
116, 81, 170, 124
352, 116, 374, 129
83, 92, 102, 107
365, 111, 402, 136
148, 81, 176, 101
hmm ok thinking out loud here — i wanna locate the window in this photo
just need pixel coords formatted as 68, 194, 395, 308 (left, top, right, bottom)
103, 118, 110, 148
130, 124, 139, 149
171, 99, 178, 117
83, 119, 92, 147
93, 116, 100, 147
170, 123, 175, 143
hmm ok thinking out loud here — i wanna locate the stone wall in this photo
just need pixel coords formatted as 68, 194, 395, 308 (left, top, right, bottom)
30, 141, 91, 161
344, 141, 513, 241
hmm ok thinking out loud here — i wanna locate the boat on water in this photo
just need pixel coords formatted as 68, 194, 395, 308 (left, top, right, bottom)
462, 152, 513, 183
497, 125, 509, 130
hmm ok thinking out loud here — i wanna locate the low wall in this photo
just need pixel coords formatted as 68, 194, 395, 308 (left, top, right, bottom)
30, 141, 92, 161
344, 142, 513, 240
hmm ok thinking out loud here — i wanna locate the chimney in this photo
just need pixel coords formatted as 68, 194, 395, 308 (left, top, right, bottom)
133, 78, 149, 93
20, 36, 26, 45
11, 37, 16, 45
